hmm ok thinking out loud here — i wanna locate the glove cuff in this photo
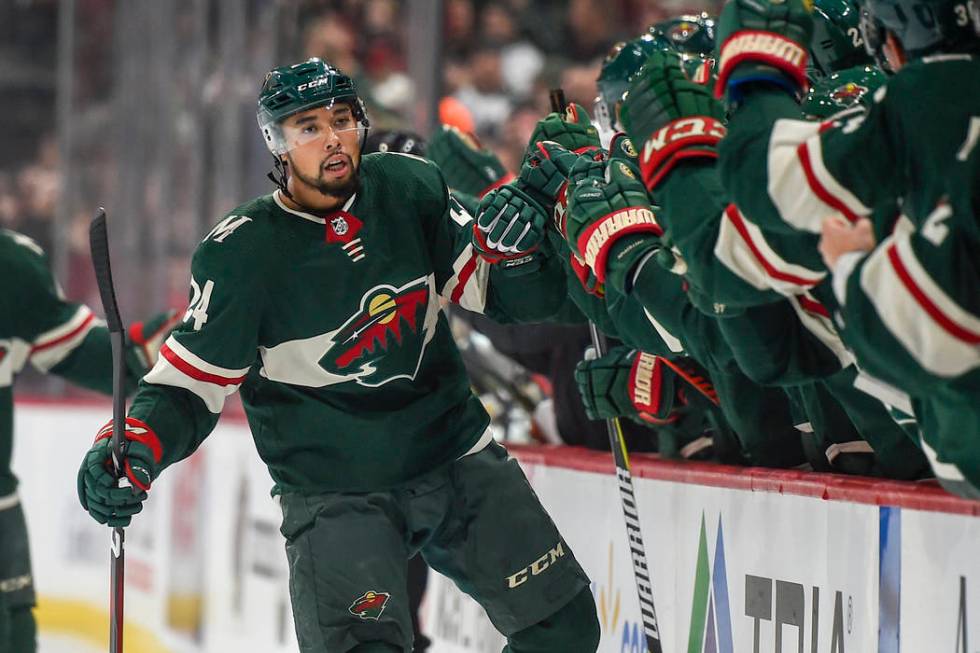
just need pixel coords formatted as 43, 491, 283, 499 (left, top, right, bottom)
569, 255, 604, 297
95, 417, 164, 464
715, 30, 809, 100
94, 417, 163, 492
638, 117, 726, 192
477, 172, 516, 199
576, 206, 663, 283
628, 352, 675, 424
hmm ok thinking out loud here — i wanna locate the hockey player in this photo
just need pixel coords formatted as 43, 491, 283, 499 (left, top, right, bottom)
818, 150, 980, 496
76, 58, 599, 653
513, 121, 807, 469
705, 0, 980, 491
0, 228, 176, 653
565, 17, 927, 476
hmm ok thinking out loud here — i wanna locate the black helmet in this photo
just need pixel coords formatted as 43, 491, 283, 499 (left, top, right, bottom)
364, 130, 427, 157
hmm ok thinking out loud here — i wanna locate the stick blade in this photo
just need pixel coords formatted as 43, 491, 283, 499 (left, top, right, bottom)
89, 208, 124, 333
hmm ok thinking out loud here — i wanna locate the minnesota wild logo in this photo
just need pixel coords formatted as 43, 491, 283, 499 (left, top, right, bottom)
667, 21, 700, 44
349, 591, 391, 621
830, 82, 869, 108
317, 277, 433, 386
257, 276, 441, 388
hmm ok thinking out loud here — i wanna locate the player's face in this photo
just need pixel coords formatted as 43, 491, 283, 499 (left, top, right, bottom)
282, 103, 362, 203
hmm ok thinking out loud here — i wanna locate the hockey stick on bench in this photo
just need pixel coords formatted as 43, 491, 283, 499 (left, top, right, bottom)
89, 208, 127, 653
548, 88, 664, 653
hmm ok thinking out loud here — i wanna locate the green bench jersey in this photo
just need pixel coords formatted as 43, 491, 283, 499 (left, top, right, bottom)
0, 229, 119, 496
719, 55, 980, 237
130, 152, 570, 494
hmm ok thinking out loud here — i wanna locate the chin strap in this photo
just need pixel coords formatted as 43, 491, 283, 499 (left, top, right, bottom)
267, 155, 294, 200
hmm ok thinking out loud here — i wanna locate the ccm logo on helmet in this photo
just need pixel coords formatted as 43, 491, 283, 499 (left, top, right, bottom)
297, 76, 332, 92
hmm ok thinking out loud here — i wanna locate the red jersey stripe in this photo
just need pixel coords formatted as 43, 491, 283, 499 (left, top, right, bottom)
887, 244, 980, 345
725, 205, 822, 287
450, 254, 480, 304
796, 141, 860, 224
32, 313, 95, 353
160, 343, 248, 386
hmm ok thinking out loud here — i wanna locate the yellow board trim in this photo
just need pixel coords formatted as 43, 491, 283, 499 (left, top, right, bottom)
34, 595, 176, 653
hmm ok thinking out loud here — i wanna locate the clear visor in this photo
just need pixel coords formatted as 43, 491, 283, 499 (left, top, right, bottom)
260, 101, 366, 155
592, 96, 617, 150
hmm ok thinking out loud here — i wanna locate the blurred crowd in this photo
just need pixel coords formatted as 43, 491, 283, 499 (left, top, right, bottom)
3, 0, 977, 500
0, 0, 724, 258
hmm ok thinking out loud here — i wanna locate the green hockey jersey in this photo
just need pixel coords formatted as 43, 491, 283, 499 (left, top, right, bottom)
130, 152, 570, 493
719, 55, 980, 237
0, 229, 118, 496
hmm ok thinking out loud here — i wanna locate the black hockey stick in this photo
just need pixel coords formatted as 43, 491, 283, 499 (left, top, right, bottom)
89, 208, 127, 653
548, 89, 664, 653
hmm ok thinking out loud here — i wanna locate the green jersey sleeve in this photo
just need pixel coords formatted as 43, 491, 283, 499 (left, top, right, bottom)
719, 87, 898, 235
128, 220, 266, 468
833, 212, 980, 395
410, 158, 570, 322
0, 229, 120, 392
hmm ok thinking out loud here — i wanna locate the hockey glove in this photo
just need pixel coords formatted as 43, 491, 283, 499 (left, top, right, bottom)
78, 417, 163, 527
575, 347, 679, 424
564, 157, 664, 294
126, 309, 181, 374
525, 103, 602, 157
620, 50, 727, 194
473, 185, 548, 263
521, 141, 607, 239
427, 125, 515, 198
714, 0, 813, 103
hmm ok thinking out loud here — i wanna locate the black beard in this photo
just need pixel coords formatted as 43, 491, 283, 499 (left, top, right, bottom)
289, 155, 360, 204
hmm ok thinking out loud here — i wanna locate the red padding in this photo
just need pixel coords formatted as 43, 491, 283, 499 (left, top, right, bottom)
506, 444, 980, 516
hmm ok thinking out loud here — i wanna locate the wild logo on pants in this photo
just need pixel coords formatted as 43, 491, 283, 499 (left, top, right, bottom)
349, 591, 391, 620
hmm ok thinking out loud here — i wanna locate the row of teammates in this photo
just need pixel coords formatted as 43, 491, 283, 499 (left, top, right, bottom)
3, 0, 977, 650
425, 0, 980, 495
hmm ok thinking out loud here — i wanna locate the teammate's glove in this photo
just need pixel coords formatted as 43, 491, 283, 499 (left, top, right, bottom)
126, 309, 181, 373
575, 347, 679, 424
427, 125, 515, 198
714, 0, 814, 103
77, 417, 163, 527
620, 50, 727, 194
564, 157, 664, 294
472, 186, 548, 263
526, 103, 602, 157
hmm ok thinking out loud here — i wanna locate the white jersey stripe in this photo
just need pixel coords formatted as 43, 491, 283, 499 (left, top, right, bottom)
440, 244, 488, 314
642, 308, 685, 354
30, 306, 101, 372
163, 336, 251, 378
800, 134, 871, 221
857, 234, 980, 378
143, 355, 237, 413
766, 119, 869, 233
715, 205, 826, 295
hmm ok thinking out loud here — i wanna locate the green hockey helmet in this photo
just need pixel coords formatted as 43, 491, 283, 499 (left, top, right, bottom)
801, 65, 887, 118
859, 0, 979, 70
810, 0, 875, 77
649, 13, 717, 57
595, 35, 665, 135
257, 58, 369, 156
